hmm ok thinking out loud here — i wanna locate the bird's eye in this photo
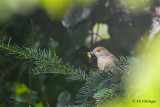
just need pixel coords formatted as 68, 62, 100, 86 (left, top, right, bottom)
97, 50, 100, 52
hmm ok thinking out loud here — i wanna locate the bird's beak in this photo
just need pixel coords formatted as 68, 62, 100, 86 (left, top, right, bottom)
89, 51, 95, 57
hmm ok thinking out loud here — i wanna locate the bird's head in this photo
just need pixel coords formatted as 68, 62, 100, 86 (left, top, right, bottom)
90, 47, 110, 58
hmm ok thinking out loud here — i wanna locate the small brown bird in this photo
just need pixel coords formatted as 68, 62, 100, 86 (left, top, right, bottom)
90, 47, 116, 71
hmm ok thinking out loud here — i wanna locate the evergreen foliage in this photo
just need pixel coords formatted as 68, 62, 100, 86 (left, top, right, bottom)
0, 40, 89, 82
0, 40, 137, 107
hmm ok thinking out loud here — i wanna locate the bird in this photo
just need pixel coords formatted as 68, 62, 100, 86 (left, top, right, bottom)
89, 47, 116, 71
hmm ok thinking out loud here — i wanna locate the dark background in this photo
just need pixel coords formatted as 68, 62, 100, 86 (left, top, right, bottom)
0, 0, 158, 106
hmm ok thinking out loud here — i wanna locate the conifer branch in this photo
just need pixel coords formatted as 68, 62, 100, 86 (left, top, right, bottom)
0, 42, 89, 82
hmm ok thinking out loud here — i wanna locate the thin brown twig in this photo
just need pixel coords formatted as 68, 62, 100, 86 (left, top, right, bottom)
38, 75, 50, 107
95, 23, 100, 44
29, 18, 50, 107
90, 30, 94, 49
29, 18, 34, 107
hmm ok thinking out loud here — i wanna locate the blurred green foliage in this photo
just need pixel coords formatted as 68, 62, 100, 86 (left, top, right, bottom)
0, 0, 159, 106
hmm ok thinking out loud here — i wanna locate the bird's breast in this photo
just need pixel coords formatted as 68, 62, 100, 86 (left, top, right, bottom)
97, 55, 115, 70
